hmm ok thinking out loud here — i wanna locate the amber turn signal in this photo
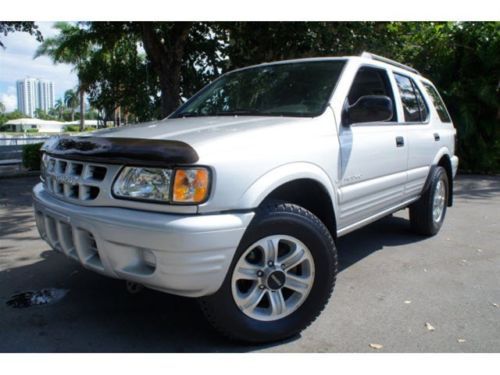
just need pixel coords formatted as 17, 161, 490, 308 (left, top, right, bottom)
172, 168, 210, 203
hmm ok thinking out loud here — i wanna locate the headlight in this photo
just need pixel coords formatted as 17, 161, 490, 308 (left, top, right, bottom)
113, 167, 173, 202
112, 166, 210, 204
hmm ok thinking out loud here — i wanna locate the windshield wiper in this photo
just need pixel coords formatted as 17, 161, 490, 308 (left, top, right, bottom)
213, 110, 265, 116
174, 112, 205, 118
174, 110, 267, 118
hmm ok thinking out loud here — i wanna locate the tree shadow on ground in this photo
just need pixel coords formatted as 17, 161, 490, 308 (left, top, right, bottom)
337, 214, 426, 272
0, 175, 468, 352
453, 175, 500, 200
0, 248, 295, 352
0, 176, 39, 208
0, 213, 426, 353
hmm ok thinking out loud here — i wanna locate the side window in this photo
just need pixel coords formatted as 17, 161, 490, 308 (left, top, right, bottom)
422, 82, 452, 123
394, 73, 428, 123
347, 66, 396, 122
413, 82, 429, 121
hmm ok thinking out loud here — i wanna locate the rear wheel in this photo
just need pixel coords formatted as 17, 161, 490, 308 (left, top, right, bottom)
199, 202, 337, 343
409, 166, 449, 236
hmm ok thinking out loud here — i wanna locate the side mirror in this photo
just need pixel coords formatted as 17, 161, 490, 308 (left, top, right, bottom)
342, 95, 393, 126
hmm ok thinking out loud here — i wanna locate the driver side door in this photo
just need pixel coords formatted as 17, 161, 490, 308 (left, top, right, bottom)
337, 66, 408, 231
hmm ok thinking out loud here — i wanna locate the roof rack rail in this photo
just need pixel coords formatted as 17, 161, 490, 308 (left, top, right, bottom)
361, 52, 420, 75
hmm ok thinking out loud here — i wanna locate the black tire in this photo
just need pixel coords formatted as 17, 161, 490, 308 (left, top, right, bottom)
199, 202, 338, 343
409, 166, 449, 236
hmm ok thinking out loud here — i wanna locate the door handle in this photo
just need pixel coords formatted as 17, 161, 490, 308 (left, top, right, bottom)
396, 136, 405, 147
434, 133, 440, 141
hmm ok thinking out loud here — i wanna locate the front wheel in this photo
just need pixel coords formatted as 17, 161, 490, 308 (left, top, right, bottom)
199, 202, 338, 343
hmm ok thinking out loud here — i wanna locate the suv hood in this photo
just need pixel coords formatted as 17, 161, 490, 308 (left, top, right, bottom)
88, 116, 311, 146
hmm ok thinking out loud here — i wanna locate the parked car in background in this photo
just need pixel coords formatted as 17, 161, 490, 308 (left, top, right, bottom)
33, 52, 458, 343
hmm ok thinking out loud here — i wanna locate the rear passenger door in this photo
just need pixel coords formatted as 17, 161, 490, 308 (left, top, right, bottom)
337, 66, 408, 229
392, 73, 435, 200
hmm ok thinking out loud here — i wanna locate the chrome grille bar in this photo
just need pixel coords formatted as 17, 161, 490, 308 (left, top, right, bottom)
43, 155, 108, 202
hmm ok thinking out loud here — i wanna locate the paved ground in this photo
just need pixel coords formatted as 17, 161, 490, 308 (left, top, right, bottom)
0, 175, 498, 352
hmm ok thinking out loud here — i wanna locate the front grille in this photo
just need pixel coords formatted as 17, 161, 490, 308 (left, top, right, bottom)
43, 156, 107, 201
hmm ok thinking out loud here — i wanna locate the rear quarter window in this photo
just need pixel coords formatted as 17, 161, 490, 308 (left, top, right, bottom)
422, 82, 452, 123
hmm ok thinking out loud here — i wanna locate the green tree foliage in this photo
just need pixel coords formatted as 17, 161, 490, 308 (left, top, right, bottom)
22, 142, 43, 170
54, 98, 66, 120
64, 89, 79, 121
79, 22, 160, 123
385, 22, 499, 173
0, 110, 25, 127
35, 22, 91, 130
34, 108, 57, 120
139, 22, 192, 117
0, 22, 43, 48
27, 21, 498, 173
221, 22, 394, 69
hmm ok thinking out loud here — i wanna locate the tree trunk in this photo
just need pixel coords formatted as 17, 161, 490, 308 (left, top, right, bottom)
71, 109, 75, 122
79, 88, 85, 131
140, 22, 191, 118
123, 109, 129, 126
114, 105, 121, 127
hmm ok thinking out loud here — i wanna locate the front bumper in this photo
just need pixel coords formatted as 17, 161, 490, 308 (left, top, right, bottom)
33, 183, 254, 297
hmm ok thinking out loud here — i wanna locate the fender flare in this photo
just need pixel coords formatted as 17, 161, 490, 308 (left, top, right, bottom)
432, 147, 452, 166
237, 162, 340, 225
422, 147, 454, 206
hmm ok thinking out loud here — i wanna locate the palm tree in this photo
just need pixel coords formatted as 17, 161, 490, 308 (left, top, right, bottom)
54, 98, 65, 120
64, 89, 79, 122
34, 22, 90, 131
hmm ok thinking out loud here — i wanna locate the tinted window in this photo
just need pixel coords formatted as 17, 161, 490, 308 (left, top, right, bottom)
347, 67, 396, 121
422, 82, 452, 122
413, 82, 429, 121
394, 73, 427, 122
172, 61, 346, 118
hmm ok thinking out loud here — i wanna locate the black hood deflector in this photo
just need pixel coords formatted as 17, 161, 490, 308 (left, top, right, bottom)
41, 136, 199, 166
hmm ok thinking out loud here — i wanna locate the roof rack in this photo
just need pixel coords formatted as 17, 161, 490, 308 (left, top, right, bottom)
361, 52, 420, 75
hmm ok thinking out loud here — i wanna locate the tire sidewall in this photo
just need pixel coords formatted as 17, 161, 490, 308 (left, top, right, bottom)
202, 206, 336, 342
428, 167, 449, 233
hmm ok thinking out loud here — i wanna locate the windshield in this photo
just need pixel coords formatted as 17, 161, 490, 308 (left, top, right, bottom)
172, 60, 346, 118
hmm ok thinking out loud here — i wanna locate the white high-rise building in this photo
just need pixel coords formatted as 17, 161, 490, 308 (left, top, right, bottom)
16, 78, 38, 118
37, 80, 55, 113
16, 78, 56, 117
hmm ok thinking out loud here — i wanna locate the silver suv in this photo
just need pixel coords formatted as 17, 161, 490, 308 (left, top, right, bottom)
33, 52, 458, 343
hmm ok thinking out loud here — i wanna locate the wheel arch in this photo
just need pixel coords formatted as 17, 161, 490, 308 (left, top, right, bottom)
427, 148, 454, 206
238, 163, 339, 239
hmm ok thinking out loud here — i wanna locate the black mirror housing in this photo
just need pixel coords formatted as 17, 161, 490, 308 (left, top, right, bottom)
342, 95, 393, 126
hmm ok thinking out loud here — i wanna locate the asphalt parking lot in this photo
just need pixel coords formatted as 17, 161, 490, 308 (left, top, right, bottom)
0, 175, 498, 352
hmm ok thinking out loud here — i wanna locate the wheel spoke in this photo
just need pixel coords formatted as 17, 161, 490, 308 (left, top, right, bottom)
231, 234, 316, 321
238, 285, 265, 312
268, 290, 286, 316
280, 244, 306, 270
432, 180, 446, 222
261, 237, 279, 264
284, 274, 310, 294
234, 261, 260, 280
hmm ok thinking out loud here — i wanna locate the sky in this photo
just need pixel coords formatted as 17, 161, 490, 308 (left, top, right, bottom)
0, 22, 78, 112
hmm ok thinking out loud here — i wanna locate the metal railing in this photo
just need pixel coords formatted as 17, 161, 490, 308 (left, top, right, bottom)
0, 137, 49, 162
